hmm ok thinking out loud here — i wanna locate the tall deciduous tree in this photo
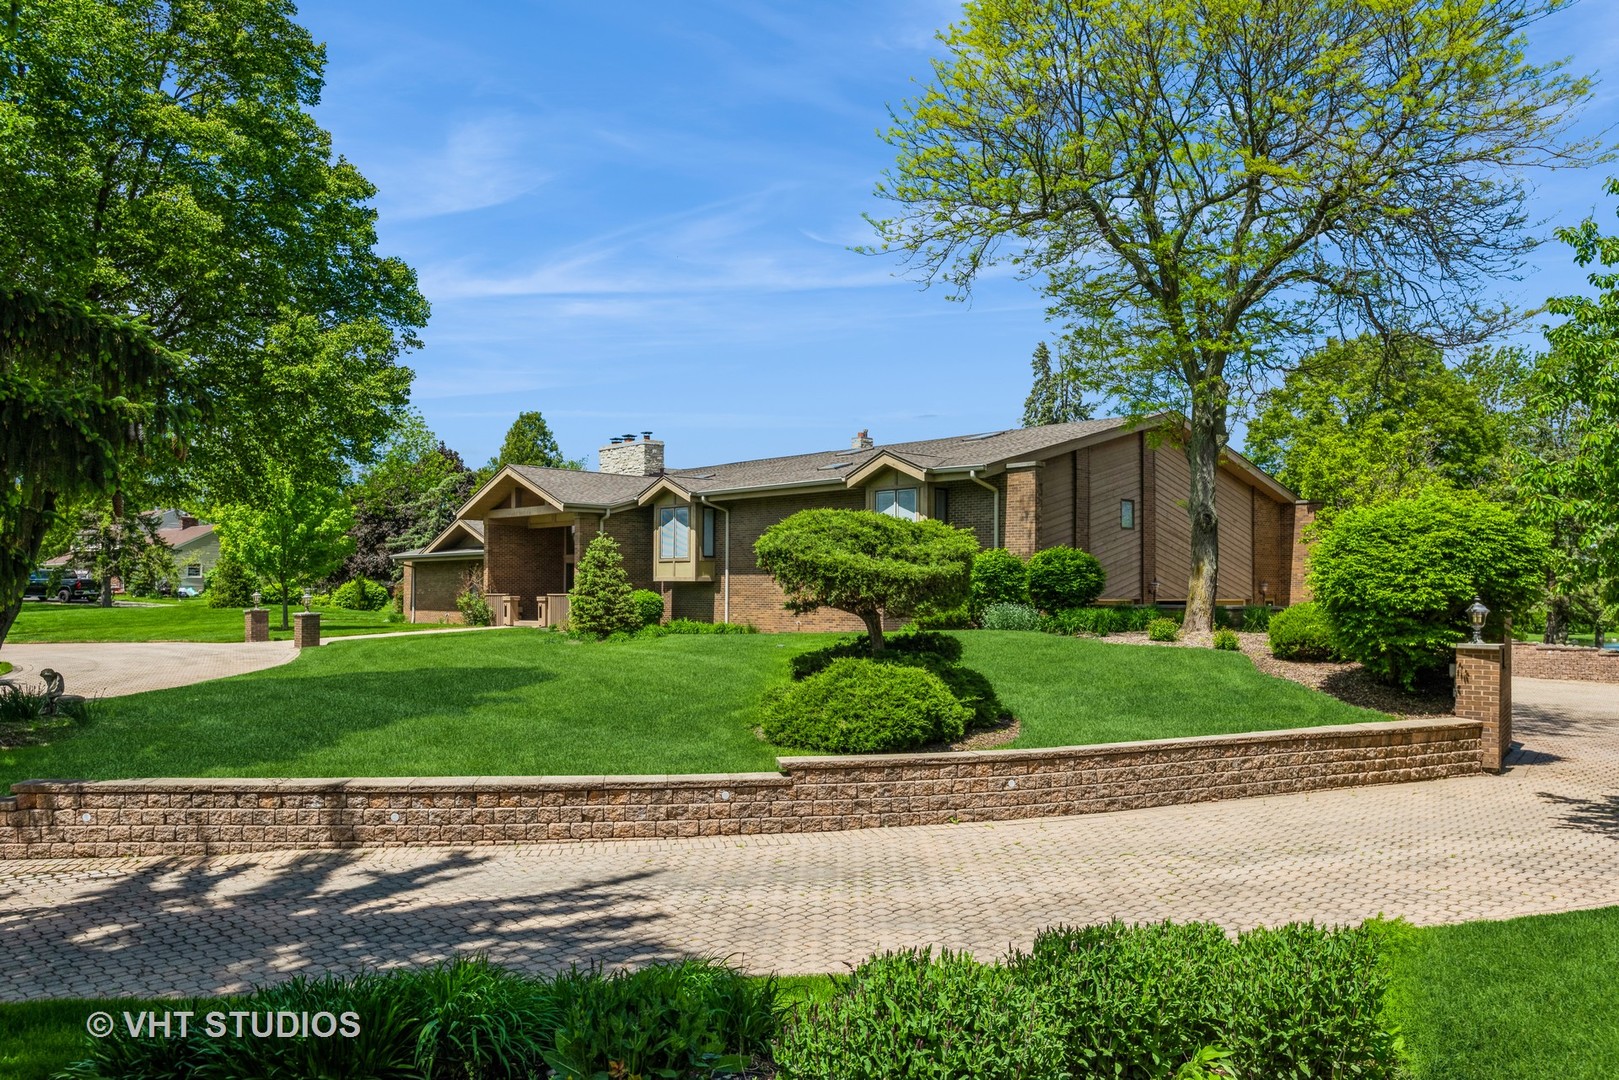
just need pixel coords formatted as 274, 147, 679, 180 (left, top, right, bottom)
1022, 342, 1091, 427
0, 287, 194, 646
0, 0, 429, 502
870, 0, 1597, 628
1244, 336, 1504, 515
1517, 178, 1619, 644
212, 464, 354, 630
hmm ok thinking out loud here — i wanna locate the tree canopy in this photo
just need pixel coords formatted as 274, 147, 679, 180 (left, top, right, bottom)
755, 509, 978, 651
483, 411, 579, 480
1022, 342, 1091, 427
871, 0, 1597, 628
212, 463, 355, 629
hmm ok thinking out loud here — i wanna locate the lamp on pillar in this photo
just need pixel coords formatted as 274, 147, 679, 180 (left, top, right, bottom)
302, 587, 313, 613
251, 590, 261, 610
1467, 596, 1490, 644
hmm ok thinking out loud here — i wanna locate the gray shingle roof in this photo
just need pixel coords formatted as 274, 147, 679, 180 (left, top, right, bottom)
507, 465, 662, 506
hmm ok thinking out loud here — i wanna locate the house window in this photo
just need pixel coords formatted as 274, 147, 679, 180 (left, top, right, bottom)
186, 563, 202, 578
1120, 499, 1135, 529
701, 506, 717, 558
658, 506, 690, 559
933, 487, 949, 523
874, 487, 919, 520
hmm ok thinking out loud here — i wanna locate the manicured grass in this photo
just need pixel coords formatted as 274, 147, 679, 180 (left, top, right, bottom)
0, 660, 11, 676
1383, 907, 1619, 1079
0, 998, 153, 1080
0, 631, 1389, 786
6, 599, 423, 643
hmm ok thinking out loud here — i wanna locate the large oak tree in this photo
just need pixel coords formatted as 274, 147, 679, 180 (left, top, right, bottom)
871, 0, 1598, 628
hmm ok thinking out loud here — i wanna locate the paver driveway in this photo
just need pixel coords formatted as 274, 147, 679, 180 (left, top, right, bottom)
1, 676, 1615, 1000
0, 641, 296, 698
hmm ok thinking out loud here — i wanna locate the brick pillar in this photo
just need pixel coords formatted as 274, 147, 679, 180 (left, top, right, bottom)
244, 608, 269, 643
1455, 641, 1511, 772
293, 612, 321, 649
1003, 467, 1039, 558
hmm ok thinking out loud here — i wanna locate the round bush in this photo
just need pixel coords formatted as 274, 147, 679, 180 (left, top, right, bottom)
971, 548, 1028, 616
1267, 601, 1337, 661
332, 576, 390, 611
629, 588, 665, 628
1308, 489, 1547, 687
205, 551, 256, 607
1147, 618, 1179, 642
1026, 547, 1106, 613
980, 602, 1042, 631
759, 658, 971, 753
1212, 628, 1240, 651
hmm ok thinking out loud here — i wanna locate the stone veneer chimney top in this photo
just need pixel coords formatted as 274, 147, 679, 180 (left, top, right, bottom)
599, 433, 665, 476
851, 429, 874, 451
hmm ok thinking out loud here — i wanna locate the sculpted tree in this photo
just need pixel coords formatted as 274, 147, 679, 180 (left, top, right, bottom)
871, 0, 1597, 628
755, 510, 978, 652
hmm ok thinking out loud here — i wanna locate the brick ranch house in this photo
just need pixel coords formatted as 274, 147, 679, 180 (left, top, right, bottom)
393, 418, 1316, 630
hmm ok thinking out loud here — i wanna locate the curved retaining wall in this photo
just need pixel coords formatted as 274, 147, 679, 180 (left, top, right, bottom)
1513, 641, 1619, 684
0, 718, 1481, 860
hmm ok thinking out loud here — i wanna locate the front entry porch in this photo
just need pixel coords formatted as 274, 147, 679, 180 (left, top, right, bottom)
481, 510, 582, 624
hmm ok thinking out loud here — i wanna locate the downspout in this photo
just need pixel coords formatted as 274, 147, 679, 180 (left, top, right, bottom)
700, 496, 730, 624
968, 470, 999, 549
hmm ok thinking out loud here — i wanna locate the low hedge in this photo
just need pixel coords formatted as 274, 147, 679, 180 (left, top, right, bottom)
331, 576, 389, 611
1268, 601, 1339, 661
760, 658, 971, 753
629, 588, 665, 628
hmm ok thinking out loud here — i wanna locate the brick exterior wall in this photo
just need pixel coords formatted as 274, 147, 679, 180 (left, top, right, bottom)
1511, 642, 1619, 683
484, 520, 565, 620
1289, 502, 1318, 604
936, 479, 997, 550
406, 559, 481, 623
1251, 497, 1287, 607
1003, 468, 1038, 557
591, 508, 658, 592
1454, 643, 1511, 771
0, 719, 1480, 859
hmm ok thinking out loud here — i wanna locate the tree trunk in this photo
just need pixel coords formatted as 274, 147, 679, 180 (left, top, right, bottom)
0, 493, 56, 651
0, 598, 21, 653
1544, 572, 1569, 644
1182, 396, 1226, 633
99, 577, 113, 607
279, 577, 291, 631
861, 608, 886, 653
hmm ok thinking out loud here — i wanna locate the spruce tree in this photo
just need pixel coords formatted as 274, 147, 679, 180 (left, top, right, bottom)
568, 534, 639, 637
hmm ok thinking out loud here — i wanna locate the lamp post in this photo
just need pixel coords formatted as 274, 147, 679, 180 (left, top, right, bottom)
1467, 596, 1490, 644
251, 590, 261, 610
302, 588, 313, 613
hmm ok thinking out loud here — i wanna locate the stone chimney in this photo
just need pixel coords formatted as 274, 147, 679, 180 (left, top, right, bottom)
851, 429, 874, 451
599, 431, 665, 476
179, 513, 199, 529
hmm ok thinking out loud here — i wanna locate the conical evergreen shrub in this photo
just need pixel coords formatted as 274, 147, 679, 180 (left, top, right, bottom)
568, 534, 640, 637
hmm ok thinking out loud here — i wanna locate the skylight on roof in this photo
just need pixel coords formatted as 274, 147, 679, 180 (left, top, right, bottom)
817, 461, 853, 470
961, 430, 1007, 441
685, 473, 717, 480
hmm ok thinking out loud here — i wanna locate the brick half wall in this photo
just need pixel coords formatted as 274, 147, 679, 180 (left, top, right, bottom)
0, 719, 1480, 859
1512, 642, 1619, 683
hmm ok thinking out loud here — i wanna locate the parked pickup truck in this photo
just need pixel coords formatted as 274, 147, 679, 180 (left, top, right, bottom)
23, 570, 99, 602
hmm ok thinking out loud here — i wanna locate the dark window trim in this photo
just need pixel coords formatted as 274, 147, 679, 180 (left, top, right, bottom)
1120, 499, 1135, 529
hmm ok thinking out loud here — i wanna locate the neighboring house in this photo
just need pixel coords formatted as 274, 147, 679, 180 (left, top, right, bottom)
393, 418, 1314, 630
41, 509, 221, 590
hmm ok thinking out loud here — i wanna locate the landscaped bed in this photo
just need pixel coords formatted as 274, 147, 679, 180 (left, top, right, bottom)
0, 630, 1394, 787
5, 599, 427, 644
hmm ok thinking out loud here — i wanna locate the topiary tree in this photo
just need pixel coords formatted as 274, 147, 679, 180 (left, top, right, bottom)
568, 534, 640, 638
755, 509, 978, 652
1309, 488, 1548, 688
970, 548, 1028, 618
1025, 546, 1106, 613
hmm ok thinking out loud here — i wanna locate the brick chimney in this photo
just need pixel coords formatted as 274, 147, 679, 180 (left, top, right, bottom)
851, 429, 874, 451
599, 432, 665, 476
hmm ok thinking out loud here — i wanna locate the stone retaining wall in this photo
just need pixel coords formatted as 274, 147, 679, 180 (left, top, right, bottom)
1512, 641, 1619, 683
0, 719, 1482, 859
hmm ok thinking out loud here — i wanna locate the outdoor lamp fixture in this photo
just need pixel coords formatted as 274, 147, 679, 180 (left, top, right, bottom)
1260, 581, 1270, 606
1467, 596, 1490, 644
251, 590, 262, 609
1149, 579, 1159, 601
302, 588, 313, 613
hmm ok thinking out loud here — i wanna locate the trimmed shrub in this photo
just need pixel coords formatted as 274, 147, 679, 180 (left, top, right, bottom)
1147, 617, 1179, 642
912, 600, 972, 630
773, 948, 1062, 1080
204, 550, 255, 607
332, 576, 389, 611
1309, 488, 1548, 687
789, 631, 964, 680
1268, 601, 1337, 661
760, 658, 971, 752
1025, 546, 1106, 613
568, 534, 640, 638
970, 548, 1028, 617
1212, 628, 1240, 651
658, 619, 757, 635
980, 602, 1041, 631
629, 588, 665, 629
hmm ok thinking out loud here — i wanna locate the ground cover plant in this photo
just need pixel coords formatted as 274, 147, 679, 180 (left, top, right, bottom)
0, 631, 1389, 785
4, 600, 416, 644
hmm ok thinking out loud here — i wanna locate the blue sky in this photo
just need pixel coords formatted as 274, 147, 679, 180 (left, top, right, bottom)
300, 1, 1619, 469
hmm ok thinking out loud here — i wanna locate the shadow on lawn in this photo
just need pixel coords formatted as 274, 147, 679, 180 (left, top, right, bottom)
0, 849, 683, 1001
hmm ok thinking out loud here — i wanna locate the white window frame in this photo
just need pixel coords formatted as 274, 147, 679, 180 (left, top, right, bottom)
186, 563, 203, 578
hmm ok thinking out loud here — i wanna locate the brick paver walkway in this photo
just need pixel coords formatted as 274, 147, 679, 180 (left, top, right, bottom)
1, 677, 1614, 1000
0, 641, 297, 698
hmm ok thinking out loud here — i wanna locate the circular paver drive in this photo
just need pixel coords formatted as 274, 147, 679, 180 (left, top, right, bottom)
0, 641, 296, 698
1, 677, 1616, 999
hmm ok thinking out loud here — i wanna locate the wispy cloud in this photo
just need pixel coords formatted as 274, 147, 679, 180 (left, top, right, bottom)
374, 114, 551, 220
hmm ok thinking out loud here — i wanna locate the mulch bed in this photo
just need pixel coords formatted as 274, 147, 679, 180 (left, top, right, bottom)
1093, 629, 1455, 721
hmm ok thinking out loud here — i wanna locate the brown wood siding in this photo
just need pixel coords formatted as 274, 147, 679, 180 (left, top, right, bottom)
1088, 435, 1141, 600
1214, 466, 1254, 601
1038, 451, 1075, 550
1153, 446, 1193, 602
1073, 449, 1091, 553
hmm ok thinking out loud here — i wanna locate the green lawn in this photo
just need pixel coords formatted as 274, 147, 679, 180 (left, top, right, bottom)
6, 599, 425, 643
6, 910, 1615, 1080
0, 630, 1390, 787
